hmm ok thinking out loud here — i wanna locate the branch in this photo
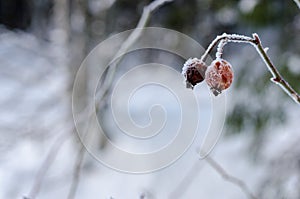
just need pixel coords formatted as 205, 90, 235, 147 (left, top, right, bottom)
168, 160, 204, 198
205, 156, 258, 199
251, 33, 300, 104
66, 105, 96, 199
26, 130, 71, 199
25, 104, 95, 199
200, 33, 254, 62
293, 0, 300, 9
67, 142, 86, 199
202, 33, 300, 104
96, 0, 173, 103
66, 1, 174, 198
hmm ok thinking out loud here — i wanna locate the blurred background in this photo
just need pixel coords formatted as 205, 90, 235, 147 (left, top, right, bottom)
0, 0, 300, 198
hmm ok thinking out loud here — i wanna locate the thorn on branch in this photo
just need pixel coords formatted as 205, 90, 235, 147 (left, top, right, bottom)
271, 77, 281, 83
264, 47, 269, 52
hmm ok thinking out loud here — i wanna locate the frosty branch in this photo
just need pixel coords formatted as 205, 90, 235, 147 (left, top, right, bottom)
205, 156, 258, 199
293, 0, 300, 9
200, 33, 300, 104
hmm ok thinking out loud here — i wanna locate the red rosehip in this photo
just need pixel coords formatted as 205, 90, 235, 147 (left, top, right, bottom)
205, 59, 234, 96
182, 58, 207, 89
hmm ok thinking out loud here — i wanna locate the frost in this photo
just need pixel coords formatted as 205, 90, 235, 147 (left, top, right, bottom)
264, 47, 269, 52
227, 34, 253, 43
182, 57, 198, 75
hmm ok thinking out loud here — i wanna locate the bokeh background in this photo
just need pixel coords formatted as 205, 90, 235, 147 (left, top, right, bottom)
0, 0, 300, 198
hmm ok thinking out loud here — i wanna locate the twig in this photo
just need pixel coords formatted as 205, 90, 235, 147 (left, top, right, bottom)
25, 103, 93, 199
67, 104, 96, 199
66, 1, 174, 199
201, 33, 300, 104
67, 141, 86, 199
26, 130, 71, 199
168, 160, 204, 198
96, 0, 173, 103
205, 156, 258, 199
251, 34, 300, 104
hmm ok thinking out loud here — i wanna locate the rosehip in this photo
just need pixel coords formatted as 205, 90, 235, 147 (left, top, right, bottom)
205, 59, 234, 96
182, 58, 207, 89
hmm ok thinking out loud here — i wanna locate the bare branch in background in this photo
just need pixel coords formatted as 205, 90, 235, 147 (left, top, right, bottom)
26, 130, 72, 199
168, 160, 204, 198
169, 154, 257, 199
96, 0, 173, 103
67, 104, 98, 199
205, 156, 258, 199
66, 1, 174, 199
25, 104, 93, 199
67, 141, 86, 199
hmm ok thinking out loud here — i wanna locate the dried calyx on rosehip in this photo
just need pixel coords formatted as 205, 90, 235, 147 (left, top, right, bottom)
182, 58, 207, 89
205, 58, 234, 96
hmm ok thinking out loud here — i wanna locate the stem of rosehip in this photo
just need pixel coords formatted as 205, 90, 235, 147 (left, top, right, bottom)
200, 33, 254, 62
200, 33, 228, 62
216, 39, 228, 59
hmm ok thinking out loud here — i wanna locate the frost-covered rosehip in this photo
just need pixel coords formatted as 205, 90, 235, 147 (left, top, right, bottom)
205, 59, 234, 96
182, 58, 207, 89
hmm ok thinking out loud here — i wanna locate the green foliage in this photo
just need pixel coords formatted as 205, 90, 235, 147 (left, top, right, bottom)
226, 104, 286, 134
240, 0, 299, 26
